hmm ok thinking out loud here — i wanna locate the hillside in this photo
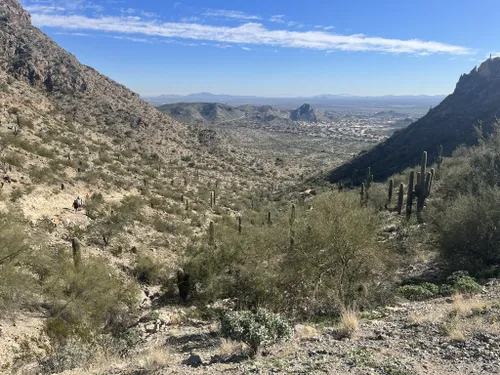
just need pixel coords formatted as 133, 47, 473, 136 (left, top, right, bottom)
2, 1, 500, 375
328, 57, 500, 183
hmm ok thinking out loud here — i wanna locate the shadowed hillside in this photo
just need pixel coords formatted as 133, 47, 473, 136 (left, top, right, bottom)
328, 57, 500, 183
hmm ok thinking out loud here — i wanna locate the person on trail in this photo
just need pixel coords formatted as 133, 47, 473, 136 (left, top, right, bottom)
73, 196, 83, 212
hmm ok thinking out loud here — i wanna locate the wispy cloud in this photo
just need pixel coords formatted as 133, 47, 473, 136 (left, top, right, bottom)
28, 12, 472, 56
269, 15, 285, 23
241, 46, 251, 51
323, 26, 335, 31
180, 16, 200, 23
202, 9, 261, 21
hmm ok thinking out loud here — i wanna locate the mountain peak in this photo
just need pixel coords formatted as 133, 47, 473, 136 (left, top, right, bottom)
0, 0, 31, 25
329, 57, 500, 184
290, 103, 320, 122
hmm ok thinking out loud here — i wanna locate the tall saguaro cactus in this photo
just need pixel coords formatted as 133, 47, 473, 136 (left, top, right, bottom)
406, 171, 415, 219
208, 221, 215, 247
72, 238, 81, 268
388, 179, 394, 202
415, 151, 434, 212
397, 183, 404, 215
437, 145, 444, 170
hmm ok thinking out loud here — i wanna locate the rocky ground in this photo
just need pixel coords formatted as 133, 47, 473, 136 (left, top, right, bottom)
24, 279, 495, 375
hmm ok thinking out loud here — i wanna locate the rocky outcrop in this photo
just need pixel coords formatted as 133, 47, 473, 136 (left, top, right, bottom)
290, 103, 320, 122
329, 57, 500, 184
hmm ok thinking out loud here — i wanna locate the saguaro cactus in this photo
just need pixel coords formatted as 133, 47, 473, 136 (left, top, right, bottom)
437, 145, 444, 170
72, 238, 81, 268
406, 171, 415, 218
238, 216, 242, 234
267, 211, 272, 226
388, 179, 394, 202
397, 183, 404, 215
289, 204, 296, 227
208, 221, 215, 246
360, 183, 365, 204
415, 151, 434, 212
365, 167, 374, 190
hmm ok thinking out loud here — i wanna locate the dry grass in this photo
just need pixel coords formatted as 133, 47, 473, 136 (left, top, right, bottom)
218, 338, 248, 358
294, 324, 319, 341
448, 327, 466, 342
140, 345, 175, 370
450, 294, 486, 317
338, 308, 359, 337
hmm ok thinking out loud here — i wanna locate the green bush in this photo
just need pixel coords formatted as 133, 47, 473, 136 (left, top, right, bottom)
447, 271, 482, 295
185, 191, 394, 316
220, 309, 293, 355
0, 208, 35, 315
436, 188, 500, 274
132, 255, 165, 284
43, 254, 138, 343
396, 282, 439, 301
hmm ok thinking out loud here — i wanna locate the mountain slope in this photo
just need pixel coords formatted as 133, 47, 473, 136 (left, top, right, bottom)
0, 0, 190, 151
328, 58, 500, 183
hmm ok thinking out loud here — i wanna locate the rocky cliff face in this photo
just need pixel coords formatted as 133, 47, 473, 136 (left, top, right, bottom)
290, 103, 320, 122
0, 0, 188, 148
329, 58, 500, 183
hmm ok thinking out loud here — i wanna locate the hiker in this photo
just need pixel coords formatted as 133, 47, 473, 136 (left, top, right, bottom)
73, 196, 83, 212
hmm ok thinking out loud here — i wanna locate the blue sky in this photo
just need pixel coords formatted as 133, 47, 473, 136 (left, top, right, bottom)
19, 0, 500, 97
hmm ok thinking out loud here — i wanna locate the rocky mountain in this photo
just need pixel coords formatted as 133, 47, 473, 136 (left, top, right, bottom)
0, 0, 191, 153
329, 57, 500, 183
158, 102, 321, 127
290, 103, 322, 122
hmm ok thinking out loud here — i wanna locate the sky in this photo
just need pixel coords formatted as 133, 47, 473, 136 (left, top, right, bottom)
18, 0, 500, 97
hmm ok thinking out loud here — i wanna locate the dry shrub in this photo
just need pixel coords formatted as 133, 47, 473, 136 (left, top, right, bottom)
338, 308, 359, 337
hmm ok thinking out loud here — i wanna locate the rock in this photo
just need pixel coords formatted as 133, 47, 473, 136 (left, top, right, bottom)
144, 323, 158, 334
182, 353, 203, 367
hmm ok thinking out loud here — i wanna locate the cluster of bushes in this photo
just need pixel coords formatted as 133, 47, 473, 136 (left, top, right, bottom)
397, 272, 482, 301
184, 191, 395, 318
432, 123, 500, 276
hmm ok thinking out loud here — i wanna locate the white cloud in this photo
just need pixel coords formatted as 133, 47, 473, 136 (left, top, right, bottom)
30, 13, 473, 55
24, 5, 65, 13
241, 46, 251, 51
323, 26, 335, 30
202, 9, 261, 21
269, 15, 285, 23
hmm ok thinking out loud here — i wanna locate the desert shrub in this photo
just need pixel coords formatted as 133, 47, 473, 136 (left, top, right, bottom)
0, 209, 35, 314
279, 192, 394, 316
447, 271, 482, 295
43, 254, 138, 343
29, 166, 59, 185
152, 215, 177, 234
186, 191, 393, 316
220, 309, 293, 355
184, 216, 287, 308
2, 151, 25, 168
397, 282, 439, 301
10, 188, 24, 202
38, 338, 95, 374
84, 193, 105, 220
132, 255, 165, 284
436, 187, 500, 274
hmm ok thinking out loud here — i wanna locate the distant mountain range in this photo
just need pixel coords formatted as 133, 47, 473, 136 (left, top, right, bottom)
328, 57, 500, 184
156, 102, 325, 127
144, 93, 445, 111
